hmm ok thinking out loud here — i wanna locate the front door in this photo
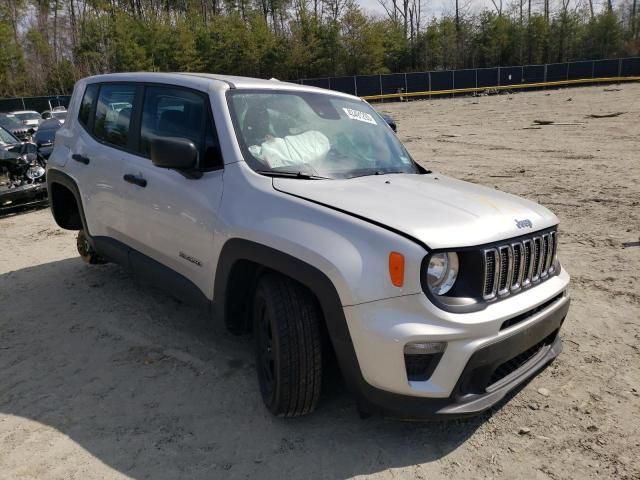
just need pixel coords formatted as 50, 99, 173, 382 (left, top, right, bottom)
121, 85, 224, 300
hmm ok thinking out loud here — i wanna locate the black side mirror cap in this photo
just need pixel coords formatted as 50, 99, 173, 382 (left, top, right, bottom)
381, 114, 397, 132
150, 137, 198, 170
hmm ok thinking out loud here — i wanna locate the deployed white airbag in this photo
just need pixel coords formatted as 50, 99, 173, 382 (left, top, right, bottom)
249, 130, 330, 168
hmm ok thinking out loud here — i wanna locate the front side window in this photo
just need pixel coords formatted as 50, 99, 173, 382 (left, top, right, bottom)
228, 91, 418, 179
93, 84, 135, 147
140, 86, 222, 170
141, 87, 200, 155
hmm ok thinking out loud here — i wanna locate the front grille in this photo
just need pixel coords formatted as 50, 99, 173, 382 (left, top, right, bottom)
483, 250, 497, 298
497, 247, 510, 293
13, 129, 29, 140
511, 243, 523, 290
483, 230, 557, 300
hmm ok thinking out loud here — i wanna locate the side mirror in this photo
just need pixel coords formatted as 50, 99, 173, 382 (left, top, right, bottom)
150, 137, 198, 170
381, 114, 397, 133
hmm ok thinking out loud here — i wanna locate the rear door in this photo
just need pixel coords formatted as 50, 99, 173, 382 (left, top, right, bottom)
121, 84, 224, 299
58, 82, 139, 245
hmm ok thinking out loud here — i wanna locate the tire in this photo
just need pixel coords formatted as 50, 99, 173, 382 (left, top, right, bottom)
253, 272, 323, 417
76, 230, 107, 264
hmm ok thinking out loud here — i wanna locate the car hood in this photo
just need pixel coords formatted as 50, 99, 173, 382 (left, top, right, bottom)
273, 173, 558, 250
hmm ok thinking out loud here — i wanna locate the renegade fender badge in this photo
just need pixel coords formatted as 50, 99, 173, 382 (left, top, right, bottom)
515, 218, 533, 229
179, 251, 202, 266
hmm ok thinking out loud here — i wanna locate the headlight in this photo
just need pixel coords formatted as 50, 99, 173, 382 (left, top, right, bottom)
26, 165, 45, 180
426, 252, 459, 295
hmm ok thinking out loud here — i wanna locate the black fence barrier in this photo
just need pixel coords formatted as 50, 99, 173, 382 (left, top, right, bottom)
2, 57, 638, 110
298, 57, 640, 99
0, 95, 70, 115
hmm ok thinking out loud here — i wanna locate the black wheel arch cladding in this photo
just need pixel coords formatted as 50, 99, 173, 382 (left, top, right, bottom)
47, 168, 89, 233
214, 239, 367, 393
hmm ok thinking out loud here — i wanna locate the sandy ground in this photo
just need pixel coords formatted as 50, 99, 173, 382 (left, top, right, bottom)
1, 84, 639, 480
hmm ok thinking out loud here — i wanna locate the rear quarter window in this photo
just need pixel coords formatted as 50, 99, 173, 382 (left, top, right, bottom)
78, 84, 98, 127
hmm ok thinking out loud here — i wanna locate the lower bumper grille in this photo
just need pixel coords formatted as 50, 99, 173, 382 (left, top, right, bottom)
456, 297, 569, 397
488, 329, 558, 388
500, 292, 564, 331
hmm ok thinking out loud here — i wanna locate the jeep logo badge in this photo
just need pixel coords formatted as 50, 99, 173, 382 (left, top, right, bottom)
515, 218, 533, 229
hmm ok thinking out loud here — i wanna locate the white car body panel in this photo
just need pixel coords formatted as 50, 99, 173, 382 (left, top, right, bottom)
273, 173, 558, 249
121, 158, 223, 297
345, 268, 569, 396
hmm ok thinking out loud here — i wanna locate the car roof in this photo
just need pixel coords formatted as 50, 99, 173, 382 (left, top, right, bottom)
10, 110, 40, 115
81, 72, 358, 100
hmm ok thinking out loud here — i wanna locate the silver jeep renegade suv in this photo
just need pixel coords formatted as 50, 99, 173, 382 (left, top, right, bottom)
47, 73, 570, 419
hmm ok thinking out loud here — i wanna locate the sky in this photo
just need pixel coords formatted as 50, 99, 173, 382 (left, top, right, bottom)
357, 0, 611, 18
357, 0, 495, 18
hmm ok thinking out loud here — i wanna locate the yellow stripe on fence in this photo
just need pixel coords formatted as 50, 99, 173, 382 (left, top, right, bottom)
361, 76, 640, 100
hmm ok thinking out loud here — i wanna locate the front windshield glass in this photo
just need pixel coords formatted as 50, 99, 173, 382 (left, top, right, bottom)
14, 112, 40, 121
52, 111, 67, 120
0, 127, 18, 144
0, 115, 22, 129
228, 91, 418, 179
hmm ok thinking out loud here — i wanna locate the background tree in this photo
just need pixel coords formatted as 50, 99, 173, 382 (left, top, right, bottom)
0, 0, 637, 97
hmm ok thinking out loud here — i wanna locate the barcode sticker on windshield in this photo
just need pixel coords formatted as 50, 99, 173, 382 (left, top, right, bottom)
342, 108, 377, 125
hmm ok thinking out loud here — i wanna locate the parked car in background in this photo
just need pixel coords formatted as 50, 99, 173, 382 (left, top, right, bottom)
0, 126, 48, 214
380, 113, 397, 132
33, 119, 62, 159
41, 108, 67, 123
0, 113, 31, 141
10, 110, 42, 131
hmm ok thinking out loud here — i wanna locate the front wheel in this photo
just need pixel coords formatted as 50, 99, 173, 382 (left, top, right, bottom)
253, 273, 323, 417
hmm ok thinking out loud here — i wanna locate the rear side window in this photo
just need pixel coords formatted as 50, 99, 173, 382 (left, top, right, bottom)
140, 86, 222, 169
93, 84, 136, 148
78, 84, 98, 127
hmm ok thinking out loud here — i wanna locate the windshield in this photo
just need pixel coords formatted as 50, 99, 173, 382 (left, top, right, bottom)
0, 126, 19, 145
52, 111, 67, 120
0, 115, 22, 129
228, 91, 418, 179
13, 112, 40, 122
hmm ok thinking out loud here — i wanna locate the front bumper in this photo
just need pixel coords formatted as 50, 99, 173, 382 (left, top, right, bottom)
0, 182, 48, 214
342, 268, 570, 419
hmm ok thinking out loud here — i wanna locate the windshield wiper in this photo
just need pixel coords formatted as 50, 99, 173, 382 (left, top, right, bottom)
255, 170, 330, 180
349, 169, 413, 179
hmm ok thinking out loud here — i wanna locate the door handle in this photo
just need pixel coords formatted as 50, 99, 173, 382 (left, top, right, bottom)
123, 174, 147, 188
72, 153, 90, 165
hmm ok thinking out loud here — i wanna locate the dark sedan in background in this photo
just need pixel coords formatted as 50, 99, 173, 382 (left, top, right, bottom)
0, 113, 31, 141
33, 119, 62, 159
0, 126, 48, 214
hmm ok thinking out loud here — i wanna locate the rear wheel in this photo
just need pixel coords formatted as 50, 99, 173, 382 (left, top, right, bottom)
76, 230, 107, 264
253, 273, 323, 417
